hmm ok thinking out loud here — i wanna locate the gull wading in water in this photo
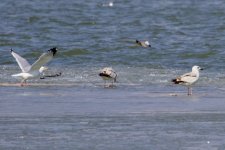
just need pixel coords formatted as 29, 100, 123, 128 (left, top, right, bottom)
11, 47, 57, 86
172, 65, 203, 96
99, 67, 117, 87
136, 40, 151, 48
39, 66, 62, 79
39, 66, 48, 78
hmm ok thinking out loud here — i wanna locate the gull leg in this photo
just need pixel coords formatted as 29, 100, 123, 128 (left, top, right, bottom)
20, 79, 25, 87
110, 80, 114, 87
107, 81, 110, 88
25, 80, 28, 86
109, 79, 114, 88
187, 87, 192, 96
104, 80, 106, 87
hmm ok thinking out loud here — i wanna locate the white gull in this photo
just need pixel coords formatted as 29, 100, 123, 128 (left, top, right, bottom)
136, 40, 151, 48
99, 67, 117, 87
172, 65, 203, 96
11, 47, 57, 86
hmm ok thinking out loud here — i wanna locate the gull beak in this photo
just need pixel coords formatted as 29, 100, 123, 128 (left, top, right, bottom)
200, 68, 204, 70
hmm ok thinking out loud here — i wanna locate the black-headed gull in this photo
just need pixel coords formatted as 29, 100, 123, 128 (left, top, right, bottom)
99, 67, 117, 87
11, 47, 57, 86
136, 40, 151, 48
172, 65, 203, 96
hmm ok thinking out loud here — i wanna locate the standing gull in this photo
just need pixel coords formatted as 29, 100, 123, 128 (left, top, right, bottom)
172, 65, 203, 96
11, 47, 57, 86
99, 67, 117, 87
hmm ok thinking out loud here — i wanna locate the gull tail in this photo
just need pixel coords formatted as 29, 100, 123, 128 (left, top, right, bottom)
172, 79, 182, 84
172, 78, 186, 84
136, 40, 140, 44
12, 73, 21, 77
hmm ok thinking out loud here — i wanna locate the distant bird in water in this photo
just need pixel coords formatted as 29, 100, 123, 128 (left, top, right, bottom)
136, 40, 151, 48
108, 1, 114, 7
172, 65, 203, 96
102, 1, 114, 7
99, 67, 117, 87
11, 47, 58, 86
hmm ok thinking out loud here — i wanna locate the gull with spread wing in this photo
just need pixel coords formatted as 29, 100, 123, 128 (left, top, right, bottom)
172, 65, 203, 96
11, 47, 57, 86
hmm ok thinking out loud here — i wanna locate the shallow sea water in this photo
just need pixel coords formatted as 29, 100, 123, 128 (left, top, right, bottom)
1, 0, 225, 149
1, 86, 225, 150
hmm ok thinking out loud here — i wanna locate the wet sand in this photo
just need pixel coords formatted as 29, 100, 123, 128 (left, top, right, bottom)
0, 85, 225, 149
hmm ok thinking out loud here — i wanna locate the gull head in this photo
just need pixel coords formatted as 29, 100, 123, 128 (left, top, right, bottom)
144, 41, 151, 47
48, 47, 57, 56
192, 65, 203, 72
109, 2, 113, 7
39, 66, 48, 73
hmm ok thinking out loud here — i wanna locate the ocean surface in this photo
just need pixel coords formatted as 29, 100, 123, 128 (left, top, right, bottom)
1, 0, 225, 149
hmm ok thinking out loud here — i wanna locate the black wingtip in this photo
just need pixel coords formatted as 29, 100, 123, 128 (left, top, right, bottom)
56, 72, 62, 76
10, 48, 13, 53
172, 79, 183, 84
171, 79, 179, 84
99, 73, 111, 78
136, 40, 139, 43
49, 47, 57, 56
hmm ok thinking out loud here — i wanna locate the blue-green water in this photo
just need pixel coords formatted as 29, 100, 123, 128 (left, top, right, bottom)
1, 0, 225, 149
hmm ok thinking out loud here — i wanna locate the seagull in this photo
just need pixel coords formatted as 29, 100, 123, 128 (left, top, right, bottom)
172, 65, 203, 96
136, 40, 151, 48
38, 66, 62, 79
39, 66, 48, 78
11, 47, 57, 86
99, 67, 117, 87
40, 71, 62, 79
102, 1, 114, 7
108, 1, 114, 7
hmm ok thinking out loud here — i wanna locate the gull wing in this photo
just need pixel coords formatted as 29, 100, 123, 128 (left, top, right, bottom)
179, 72, 197, 83
29, 47, 57, 72
11, 49, 31, 73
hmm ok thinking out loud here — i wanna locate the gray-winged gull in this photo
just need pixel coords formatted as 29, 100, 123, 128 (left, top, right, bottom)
172, 65, 203, 95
